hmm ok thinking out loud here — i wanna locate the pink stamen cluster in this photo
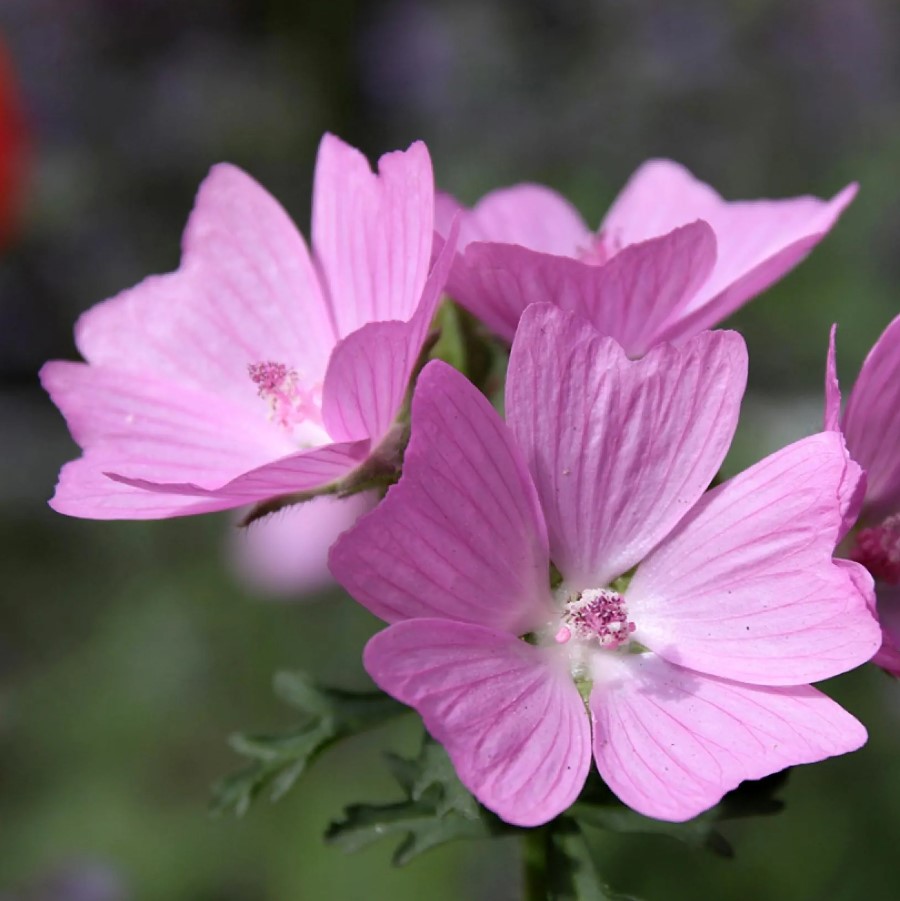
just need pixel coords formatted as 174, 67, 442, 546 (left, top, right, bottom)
850, 514, 900, 585
248, 360, 321, 430
558, 588, 636, 649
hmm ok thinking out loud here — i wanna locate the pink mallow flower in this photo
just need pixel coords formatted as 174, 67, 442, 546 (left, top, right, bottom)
826, 315, 900, 675
40, 134, 454, 519
330, 304, 879, 826
436, 162, 855, 356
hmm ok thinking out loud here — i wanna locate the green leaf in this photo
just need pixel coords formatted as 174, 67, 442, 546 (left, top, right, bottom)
715, 769, 788, 820
546, 818, 642, 901
210, 671, 406, 817
570, 768, 790, 860
326, 737, 508, 865
571, 801, 732, 858
326, 798, 490, 866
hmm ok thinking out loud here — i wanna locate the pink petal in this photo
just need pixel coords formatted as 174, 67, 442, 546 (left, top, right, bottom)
843, 312, 900, 519
506, 305, 746, 589
444, 183, 590, 255
231, 492, 377, 599
74, 163, 335, 406
312, 134, 433, 338
822, 329, 866, 539
321, 218, 458, 443
365, 619, 591, 827
824, 324, 842, 432
602, 160, 857, 335
329, 361, 551, 634
108, 439, 370, 501
628, 432, 881, 685
446, 222, 716, 352
590, 653, 867, 822
434, 190, 463, 242
50, 452, 241, 520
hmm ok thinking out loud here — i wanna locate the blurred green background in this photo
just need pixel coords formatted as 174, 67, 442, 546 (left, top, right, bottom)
2, 1, 900, 898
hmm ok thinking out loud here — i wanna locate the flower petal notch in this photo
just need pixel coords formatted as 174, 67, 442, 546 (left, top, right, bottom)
440, 161, 855, 353
41, 134, 456, 519
506, 303, 747, 589
332, 305, 878, 826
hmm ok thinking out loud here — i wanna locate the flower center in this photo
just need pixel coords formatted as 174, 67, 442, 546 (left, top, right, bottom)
555, 587, 636, 650
850, 513, 900, 585
248, 360, 326, 444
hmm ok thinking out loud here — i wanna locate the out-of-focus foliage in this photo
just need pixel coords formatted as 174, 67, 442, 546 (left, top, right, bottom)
3, 1, 900, 899
212, 671, 405, 818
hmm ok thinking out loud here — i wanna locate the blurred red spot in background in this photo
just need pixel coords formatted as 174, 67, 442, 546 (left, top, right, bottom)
0, 36, 28, 249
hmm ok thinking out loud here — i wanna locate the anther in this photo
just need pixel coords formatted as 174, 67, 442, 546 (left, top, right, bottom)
248, 360, 322, 431
563, 588, 636, 650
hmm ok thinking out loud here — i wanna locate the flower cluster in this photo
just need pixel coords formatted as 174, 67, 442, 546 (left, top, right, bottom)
43, 133, 891, 828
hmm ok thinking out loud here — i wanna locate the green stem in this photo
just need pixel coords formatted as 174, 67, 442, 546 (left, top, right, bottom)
522, 825, 550, 901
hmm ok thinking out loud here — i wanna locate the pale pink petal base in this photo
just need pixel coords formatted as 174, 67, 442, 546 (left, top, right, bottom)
507, 305, 746, 589
628, 432, 880, 685
365, 620, 591, 827
591, 653, 867, 822
330, 361, 550, 635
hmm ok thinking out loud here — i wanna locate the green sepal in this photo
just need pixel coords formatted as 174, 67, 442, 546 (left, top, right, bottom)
325, 737, 510, 865
210, 671, 406, 817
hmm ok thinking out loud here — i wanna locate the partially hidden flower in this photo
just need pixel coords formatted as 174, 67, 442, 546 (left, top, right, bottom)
41, 134, 455, 519
230, 492, 377, 599
331, 304, 879, 826
826, 316, 900, 674
436, 161, 855, 356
